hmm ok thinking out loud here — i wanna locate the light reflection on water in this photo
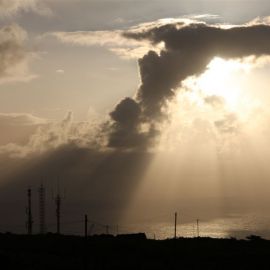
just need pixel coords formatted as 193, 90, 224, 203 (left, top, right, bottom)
117, 214, 270, 240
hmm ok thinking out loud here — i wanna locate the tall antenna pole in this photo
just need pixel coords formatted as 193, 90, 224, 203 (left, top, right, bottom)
196, 219, 200, 237
27, 188, 33, 235
55, 192, 61, 234
174, 212, 177, 239
84, 215, 88, 239
54, 180, 65, 235
39, 184, 46, 234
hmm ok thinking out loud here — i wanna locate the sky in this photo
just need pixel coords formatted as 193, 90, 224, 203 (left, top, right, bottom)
2, 0, 270, 237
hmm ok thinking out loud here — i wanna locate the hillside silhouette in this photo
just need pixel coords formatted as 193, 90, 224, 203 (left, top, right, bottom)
1, 233, 270, 269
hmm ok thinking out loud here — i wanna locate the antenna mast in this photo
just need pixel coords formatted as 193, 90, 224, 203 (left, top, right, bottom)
39, 184, 46, 234
55, 192, 61, 234
27, 188, 33, 235
54, 180, 64, 234
196, 219, 200, 237
174, 212, 177, 239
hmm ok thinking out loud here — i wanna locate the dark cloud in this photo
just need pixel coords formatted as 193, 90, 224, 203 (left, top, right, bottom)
110, 98, 141, 128
125, 22, 270, 56
108, 97, 149, 148
106, 21, 270, 148
124, 23, 270, 120
137, 50, 177, 118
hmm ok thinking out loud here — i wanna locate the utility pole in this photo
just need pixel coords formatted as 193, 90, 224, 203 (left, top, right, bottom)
174, 212, 177, 239
196, 219, 200, 237
26, 188, 33, 235
84, 215, 88, 239
39, 184, 46, 234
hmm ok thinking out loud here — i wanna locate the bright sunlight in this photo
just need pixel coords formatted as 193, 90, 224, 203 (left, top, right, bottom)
183, 57, 254, 111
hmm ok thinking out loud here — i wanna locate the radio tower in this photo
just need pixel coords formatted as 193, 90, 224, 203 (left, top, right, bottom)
26, 188, 33, 235
39, 184, 46, 234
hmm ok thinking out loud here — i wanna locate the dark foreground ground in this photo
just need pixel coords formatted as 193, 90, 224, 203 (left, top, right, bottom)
0, 233, 270, 269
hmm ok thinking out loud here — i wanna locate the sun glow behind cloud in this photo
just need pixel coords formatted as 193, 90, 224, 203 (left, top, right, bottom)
156, 56, 269, 152
122, 56, 270, 236
197, 58, 246, 108
183, 57, 257, 112
154, 57, 252, 152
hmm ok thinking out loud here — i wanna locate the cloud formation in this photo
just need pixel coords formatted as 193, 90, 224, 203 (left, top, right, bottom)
50, 29, 162, 59
215, 113, 239, 134
204, 95, 225, 107
0, 24, 37, 84
106, 19, 270, 148
50, 18, 270, 149
108, 97, 150, 148
0, 0, 51, 16
0, 111, 108, 157
0, 112, 47, 126
0, 113, 47, 146
5, 18, 270, 151
4, 18, 270, 231
124, 21, 270, 116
